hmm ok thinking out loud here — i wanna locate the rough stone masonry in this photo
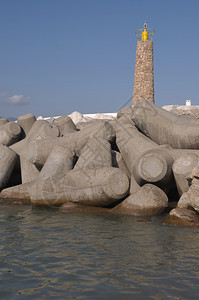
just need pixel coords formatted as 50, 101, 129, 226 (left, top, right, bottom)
132, 40, 154, 105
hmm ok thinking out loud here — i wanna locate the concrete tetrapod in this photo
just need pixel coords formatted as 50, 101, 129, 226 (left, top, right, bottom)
133, 149, 174, 193
53, 116, 78, 136
0, 122, 22, 146
26, 121, 115, 168
0, 118, 8, 126
117, 106, 133, 119
115, 115, 158, 175
177, 177, 199, 213
20, 157, 40, 184
21, 146, 75, 183
40, 146, 75, 179
74, 137, 112, 170
131, 99, 199, 149
10, 120, 60, 184
17, 113, 36, 138
172, 153, 199, 196
115, 114, 199, 194
10, 120, 60, 157
111, 151, 131, 178
24, 119, 60, 141
164, 208, 199, 226
0, 144, 18, 190
0, 147, 75, 201
115, 116, 175, 193
111, 184, 168, 216
0, 182, 31, 204
29, 167, 129, 207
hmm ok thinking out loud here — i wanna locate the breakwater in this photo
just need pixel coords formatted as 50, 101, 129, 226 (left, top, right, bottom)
1, 100, 199, 225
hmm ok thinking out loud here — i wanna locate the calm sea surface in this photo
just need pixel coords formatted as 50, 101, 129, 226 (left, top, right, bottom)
0, 203, 199, 300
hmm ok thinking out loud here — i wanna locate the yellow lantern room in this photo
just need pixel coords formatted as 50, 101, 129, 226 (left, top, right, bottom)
136, 22, 154, 41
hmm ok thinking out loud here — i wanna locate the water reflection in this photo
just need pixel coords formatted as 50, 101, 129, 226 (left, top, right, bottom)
0, 203, 199, 299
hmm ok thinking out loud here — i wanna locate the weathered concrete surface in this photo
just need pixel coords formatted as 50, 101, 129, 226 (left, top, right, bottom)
111, 184, 168, 216
164, 208, 199, 226
0, 118, 8, 126
163, 105, 199, 119
40, 146, 75, 179
3, 103, 199, 215
115, 115, 158, 176
76, 118, 116, 131
59, 203, 110, 214
130, 176, 142, 194
77, 120, 115, 145
0, 182, 31, 203
53, 116, 77, 136
26, 121, 115, 168
132, 100, 199, 149
172, 154, 199, 196
117, 106, 133, 119
111, 151, 131, 178
9, 120, 60, 185
74, 138, 112, 170
177, 192, 190, 209
17, 113, 36, 138
0, 144, 18, 190
177, 178, 199, 213
133, 149, 174, 193
115, 116, 175, 193
20, 157, 40, 184
132, 40, 154, 105
30, 167, 129, 207
10, 120, 60, 157
26, 119, 60, 141
0, 122, 22, 146
190, 164, 199, 179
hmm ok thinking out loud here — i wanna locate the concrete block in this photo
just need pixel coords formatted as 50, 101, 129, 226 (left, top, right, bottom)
0, 118, 8, 126
111, 150, 131, 178
172, 153, 199, 196
134, 149, 174, 193
111, 184, 168, 216
10, 119, 60, 157
30, 167, 129, 207
0, 144, 18, 190
40, 146, 75, 179
20, 157, 40, 184
74, 138, 112, 170
26, 121, 115, 168
17, 113, 36, 138
132, 100, 199, 149
0, 122, 21, 146
164, 208, 199, 226
0, 181, 31, 203
53, 116, 78, 136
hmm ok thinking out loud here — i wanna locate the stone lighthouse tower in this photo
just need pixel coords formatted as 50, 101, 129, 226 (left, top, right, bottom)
132, 22, 155, 105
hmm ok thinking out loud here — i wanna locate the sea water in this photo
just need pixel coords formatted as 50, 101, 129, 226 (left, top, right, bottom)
0, 202, 199, 299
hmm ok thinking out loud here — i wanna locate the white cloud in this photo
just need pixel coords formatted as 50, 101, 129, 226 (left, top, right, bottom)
5, 94, 30, 105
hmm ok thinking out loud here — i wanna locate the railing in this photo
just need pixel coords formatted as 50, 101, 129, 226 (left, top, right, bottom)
136, 28, 155, 41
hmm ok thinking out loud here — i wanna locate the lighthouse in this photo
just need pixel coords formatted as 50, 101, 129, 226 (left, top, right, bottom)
132, 22, 155, 105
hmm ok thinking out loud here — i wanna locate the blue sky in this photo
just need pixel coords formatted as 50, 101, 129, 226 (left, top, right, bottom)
0, 0, 199, 118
